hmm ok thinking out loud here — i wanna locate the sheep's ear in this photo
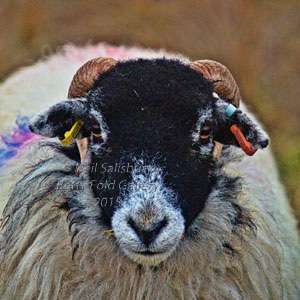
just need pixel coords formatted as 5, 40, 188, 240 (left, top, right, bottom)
29, 99, 92, 139
214, 100, 269, 152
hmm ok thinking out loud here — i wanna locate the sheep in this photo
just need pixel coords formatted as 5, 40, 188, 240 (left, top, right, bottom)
0, 43, 299, 300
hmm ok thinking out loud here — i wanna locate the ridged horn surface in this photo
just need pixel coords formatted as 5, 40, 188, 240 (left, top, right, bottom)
190, 60, 240, 107
68, 57, 117, 98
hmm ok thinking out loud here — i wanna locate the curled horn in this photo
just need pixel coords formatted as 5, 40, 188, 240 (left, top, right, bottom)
68, 57, 117, 98
68, 57, 117, 173
190, 60, 241, 160
190, 60, 240, 107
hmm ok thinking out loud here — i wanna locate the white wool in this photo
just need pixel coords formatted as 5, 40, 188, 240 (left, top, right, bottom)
0, 43, 299, 300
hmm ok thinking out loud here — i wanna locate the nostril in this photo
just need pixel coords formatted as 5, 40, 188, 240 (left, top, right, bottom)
128, 217, 168, 247
152, 218, 168, 235
128, 217, 140, 235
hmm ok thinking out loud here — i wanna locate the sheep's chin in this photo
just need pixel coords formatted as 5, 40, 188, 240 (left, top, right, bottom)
122, 248, 176, 266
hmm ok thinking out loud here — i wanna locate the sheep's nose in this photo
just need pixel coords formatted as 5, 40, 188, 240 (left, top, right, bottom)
128, 217, 168, 247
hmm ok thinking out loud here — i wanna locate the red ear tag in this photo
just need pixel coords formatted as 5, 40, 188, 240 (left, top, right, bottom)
230, 125, 257, 156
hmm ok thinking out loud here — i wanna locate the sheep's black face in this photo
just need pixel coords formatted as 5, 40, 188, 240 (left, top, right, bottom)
89, 59, 215, 223
29, 58, 269, 265
85, 60, 216, 264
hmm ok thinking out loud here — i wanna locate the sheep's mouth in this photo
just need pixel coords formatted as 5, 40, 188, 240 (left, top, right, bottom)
134, 250, 164, 256
126, 248, 172, 266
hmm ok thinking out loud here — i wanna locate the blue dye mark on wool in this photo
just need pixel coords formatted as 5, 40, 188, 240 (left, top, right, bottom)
0, 115, 36, 168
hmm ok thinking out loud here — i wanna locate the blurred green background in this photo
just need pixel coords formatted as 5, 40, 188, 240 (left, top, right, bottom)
0, 0, 299, 218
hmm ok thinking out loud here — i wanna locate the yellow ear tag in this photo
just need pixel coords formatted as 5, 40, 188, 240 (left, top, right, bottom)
59, 119, 84, 146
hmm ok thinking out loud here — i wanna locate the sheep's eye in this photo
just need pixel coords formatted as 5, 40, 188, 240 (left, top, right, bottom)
200, 125, 211, 140
91, 124, 102, 138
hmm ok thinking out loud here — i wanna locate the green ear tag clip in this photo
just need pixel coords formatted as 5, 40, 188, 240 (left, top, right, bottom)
59, 119, 84, 146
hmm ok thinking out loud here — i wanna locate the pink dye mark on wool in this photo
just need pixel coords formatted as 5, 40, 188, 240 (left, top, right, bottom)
63, 43, 155, 66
